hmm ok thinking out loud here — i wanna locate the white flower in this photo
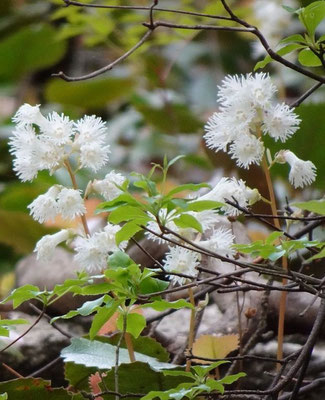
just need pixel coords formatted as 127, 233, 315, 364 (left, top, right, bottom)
217, 75, 250, 107
199, 227, 235, 258
57, 188, 86, 220
188, 210, 221, 231
12, 104, 47, 128
35, 137, 65, 173
275, 150, 316, 188
28, 186, 61, 223
246, 73, 277, 108
35, 229, 71, 261
163, 246, 200, 285
74, 115, 107, 144
43, 112, 74, 145
79, 142, 110, 172
74, 223, 127, 273
145, 209, 178, 244
196, 177, 260, 216
92, 171, 125, 201
262, 103, 301, 142
9, 125, 41, 181
229, 134, 264, 169
204, 112, 235, 152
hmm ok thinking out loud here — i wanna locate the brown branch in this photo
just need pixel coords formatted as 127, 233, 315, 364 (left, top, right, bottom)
53, 30, 153, 82
61, 0, 233, 21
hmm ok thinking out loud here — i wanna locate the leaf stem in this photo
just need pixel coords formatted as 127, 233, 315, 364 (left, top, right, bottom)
186, 287, 196, 372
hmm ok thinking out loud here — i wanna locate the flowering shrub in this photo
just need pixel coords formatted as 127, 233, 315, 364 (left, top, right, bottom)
1, 1, 325, 400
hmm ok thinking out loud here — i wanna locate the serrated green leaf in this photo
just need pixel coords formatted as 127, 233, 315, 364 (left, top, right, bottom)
61, 337, 176, 370
173, 214, 202, 233
0, 378, 82, 399
115, 222, 143, 245
292, 200, 325, 215
298, 48, 322, 66
117, 312, 146, 338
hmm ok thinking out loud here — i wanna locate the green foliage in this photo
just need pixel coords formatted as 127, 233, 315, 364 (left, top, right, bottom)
0, 378, 83, 400
0, 23, 67, 82
1, 284, 45, 309
292, 199, 325, 215
45, 77, 135, 109
0, 317, 28, 337
234, 232, 318, 262
143, 362, 246, 400
255, 1, 325, 70
61, 337, 176, 371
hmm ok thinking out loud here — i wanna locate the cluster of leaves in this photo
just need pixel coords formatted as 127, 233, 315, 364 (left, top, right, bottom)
256, 1, 325, 69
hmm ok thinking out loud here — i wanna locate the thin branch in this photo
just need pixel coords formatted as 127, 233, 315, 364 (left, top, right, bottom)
143, 20, 255, 33
290, 82, 323, 108
0, 306, 45, 354
61, 0, 233, 21
53, 29, 153, 81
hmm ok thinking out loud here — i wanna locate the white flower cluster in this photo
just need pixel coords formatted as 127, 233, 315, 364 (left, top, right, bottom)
28, 186, 86, 223
10, 104, 110, 181
144, 178, 255, 285
10, 104, 129, 274
204, 73, 301, 169
252, 0, 298, 57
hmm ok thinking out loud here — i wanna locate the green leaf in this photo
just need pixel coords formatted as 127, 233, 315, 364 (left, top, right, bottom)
292, 200, 325, 215
45, 77, 135, 109
100, 334, 170, 362
167, 155, 186, 169
280, 34, 306, 45
166, 183, 210, 198
117, 312, 146, 338
0, 378, 83, 399
108, 205, 150, 224
139, 277, 170, 294
89, 299, 121, 339
0, 393, 7, 400
254, 43, 305, 70
96, 193, 142, 213
163, 370, 194, 379
173, 214, 202, 233
299, 1, 325, 38
185, 200, 223, 212
115, 222, 143, 245
0, 23, 67, 81
191, 361, 229, 378
298, 48, 322, 66
133, 101, 203, 134
205, 380, 225, 394
1, 285, 42, 309
219, 372, 246, 385
0, 318, 29, 336
108, 251, 135, 269
61, 337, 176, 370
142, 299, 194, 311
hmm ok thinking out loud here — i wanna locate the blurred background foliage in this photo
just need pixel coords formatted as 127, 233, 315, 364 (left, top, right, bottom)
0, 0, 323, 290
